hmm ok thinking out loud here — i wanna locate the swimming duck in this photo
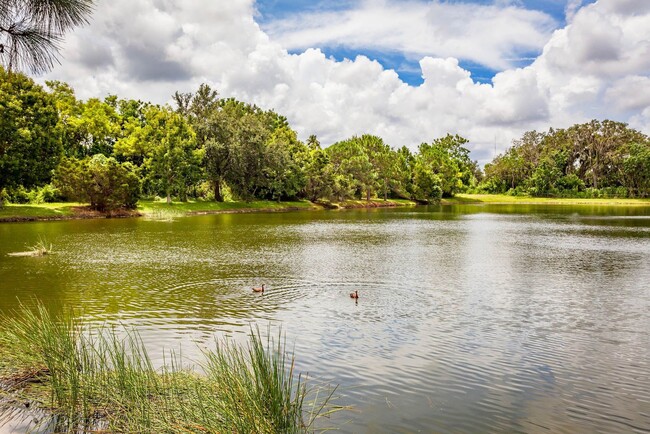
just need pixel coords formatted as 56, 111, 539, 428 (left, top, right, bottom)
350, 290, 359, 299
252, 284, 265, 293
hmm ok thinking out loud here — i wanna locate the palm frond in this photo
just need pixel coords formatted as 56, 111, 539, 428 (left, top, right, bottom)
0, 0, 93, 74
23, 0, 94, 32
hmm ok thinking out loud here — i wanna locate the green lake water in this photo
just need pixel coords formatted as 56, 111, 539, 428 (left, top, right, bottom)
1, 204, 649, 433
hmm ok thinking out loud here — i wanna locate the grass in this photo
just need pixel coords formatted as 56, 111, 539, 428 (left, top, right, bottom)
28, 237, 52, 256
0, 203, 80, 220
138, 198, 319, 218
443, 194, 650, 206
328, 198, 417, 209
0, 303, 341, 433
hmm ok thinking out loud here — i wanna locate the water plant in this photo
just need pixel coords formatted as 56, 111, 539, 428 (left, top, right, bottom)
0, 303, 341, 433
28, 237, 52, 256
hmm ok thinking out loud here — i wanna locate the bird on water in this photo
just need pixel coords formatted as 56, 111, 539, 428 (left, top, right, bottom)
252, 284, 265, 293
350, 290, 359, 299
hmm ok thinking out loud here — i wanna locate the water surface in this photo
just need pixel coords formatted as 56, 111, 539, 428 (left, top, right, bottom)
1, 204, 649, 433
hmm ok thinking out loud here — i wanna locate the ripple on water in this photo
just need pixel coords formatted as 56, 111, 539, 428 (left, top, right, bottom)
1, 209, 649, 433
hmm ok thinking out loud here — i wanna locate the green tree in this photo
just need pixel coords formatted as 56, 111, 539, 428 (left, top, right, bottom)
114, 105, 201, 203
262, 126, 308, 201
621, 142, 650, 197
303, 142, 335, 202
1, 0, 94, 73
417, 134, 474, 197
0, 68, 61, 199
328, 135, 397, 201
47, 81, 121, 157
412, 160, 442, 203
144, 107, 201, 203
54, 154, 140, 210
224, 110, 270, 201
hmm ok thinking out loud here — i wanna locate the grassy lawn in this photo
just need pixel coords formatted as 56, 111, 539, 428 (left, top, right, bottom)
0, 202, 81, 220
333, 198, 417, 208
138, 198, 318, 215
445, 194, 650, 206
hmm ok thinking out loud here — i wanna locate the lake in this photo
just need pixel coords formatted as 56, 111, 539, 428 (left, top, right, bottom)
1, 204, 649, 433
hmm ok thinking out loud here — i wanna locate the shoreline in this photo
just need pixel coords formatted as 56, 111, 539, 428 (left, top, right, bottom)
1, 195, 649, 223
0, 199, 415, 223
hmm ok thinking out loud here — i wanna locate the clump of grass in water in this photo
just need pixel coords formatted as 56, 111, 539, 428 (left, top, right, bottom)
0, 303, 341, 433
29, 237, 52, 256
7, 237, 53, 257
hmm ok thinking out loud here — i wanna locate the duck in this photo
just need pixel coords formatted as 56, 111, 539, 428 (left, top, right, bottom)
350, 290, 359, 299
252, 284, 265, 293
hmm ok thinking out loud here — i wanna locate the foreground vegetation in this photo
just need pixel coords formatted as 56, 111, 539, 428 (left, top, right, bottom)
0, 304, 339, 433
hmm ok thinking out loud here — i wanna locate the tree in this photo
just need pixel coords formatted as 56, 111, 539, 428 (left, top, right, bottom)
0, 68, 61, 198
303, 146, 335, 202
412, 160, 442, 203
417, 134, 474, 197
262, 126, 308, 201
114, 105, 201, 203
144, 107, 201, 203
47, 81, 121, 157
621, 142, 650, 197
1, 0, 94, 74
224, 110, 270, 201
54, 154, 140, 210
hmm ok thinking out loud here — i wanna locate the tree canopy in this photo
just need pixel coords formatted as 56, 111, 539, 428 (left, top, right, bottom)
483, 120, 650, 197
0, 67, 61, 195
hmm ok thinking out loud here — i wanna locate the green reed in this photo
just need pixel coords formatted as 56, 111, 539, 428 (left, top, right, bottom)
0, 303, 341, 433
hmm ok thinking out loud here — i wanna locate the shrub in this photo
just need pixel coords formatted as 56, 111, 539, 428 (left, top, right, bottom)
54, 155, 141, 211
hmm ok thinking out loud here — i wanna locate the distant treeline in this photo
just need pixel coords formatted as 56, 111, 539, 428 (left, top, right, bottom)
483, 120, 650, 198
1, 68, 648, 210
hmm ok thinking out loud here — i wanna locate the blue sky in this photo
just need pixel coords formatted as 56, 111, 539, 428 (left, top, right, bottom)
256, 0, 596, 85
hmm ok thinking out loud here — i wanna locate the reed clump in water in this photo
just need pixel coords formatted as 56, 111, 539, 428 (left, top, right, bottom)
0, 303, 341, 433
7, 237, 53, 257
28, 238, 53, 256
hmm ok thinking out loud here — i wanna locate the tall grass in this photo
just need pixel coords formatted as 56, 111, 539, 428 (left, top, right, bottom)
28, 237, 53, 256
0, 304, 341, 433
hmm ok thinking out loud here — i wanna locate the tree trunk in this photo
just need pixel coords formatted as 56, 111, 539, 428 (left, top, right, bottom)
166, 191, 171, 204
214, 179, 223, 202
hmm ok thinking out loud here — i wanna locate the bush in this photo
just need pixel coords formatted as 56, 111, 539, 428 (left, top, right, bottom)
54, 155, 141, 211
556, 174, 585, 193
5, 186, 30, 203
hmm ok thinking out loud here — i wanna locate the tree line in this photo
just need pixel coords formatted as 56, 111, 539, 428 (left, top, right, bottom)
0, 69, 480, 210
1, 68, 648, 211
482, 120, 650, 198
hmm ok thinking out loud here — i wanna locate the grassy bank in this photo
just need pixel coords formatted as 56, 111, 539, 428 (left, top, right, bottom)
139, 199, 320, 217
4, 194, 646, 223
0, 304, 340, 433
0, 203, 79, 221
442, 194, 650, 206
0, 198, 419, 222
0, 202, 141, 222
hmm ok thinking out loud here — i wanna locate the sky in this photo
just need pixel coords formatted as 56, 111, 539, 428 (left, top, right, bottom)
38, 0, 650, 165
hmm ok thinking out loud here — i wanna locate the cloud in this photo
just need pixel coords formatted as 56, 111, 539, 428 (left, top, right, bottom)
264, 0, 556, 71
39, 0, 650, 167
